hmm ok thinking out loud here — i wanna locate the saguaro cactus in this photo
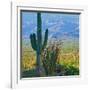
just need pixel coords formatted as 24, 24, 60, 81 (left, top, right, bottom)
30, 12, 48, 76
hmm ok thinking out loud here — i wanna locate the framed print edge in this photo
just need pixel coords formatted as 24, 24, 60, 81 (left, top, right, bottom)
11, 1, 88, 88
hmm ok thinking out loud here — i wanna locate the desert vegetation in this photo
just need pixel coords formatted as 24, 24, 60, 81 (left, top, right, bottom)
21, 40, 79, 77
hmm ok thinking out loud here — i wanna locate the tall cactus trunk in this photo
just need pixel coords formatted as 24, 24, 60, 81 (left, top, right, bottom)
36, 13, 42, 76
36, 52, 41, 76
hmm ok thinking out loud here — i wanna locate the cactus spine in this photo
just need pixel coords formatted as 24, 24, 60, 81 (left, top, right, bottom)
30, 12, 48, 76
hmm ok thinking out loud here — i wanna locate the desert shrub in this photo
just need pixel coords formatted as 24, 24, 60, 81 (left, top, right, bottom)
64, 65, 79, 75
41, 40, 62, 76
54, 64, 79, 76
22, 69, 37, 78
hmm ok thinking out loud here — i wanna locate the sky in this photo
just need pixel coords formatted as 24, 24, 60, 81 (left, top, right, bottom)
21, 11, 80, 41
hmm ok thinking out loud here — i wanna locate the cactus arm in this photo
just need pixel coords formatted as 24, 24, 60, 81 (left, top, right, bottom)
42, 29, 48, 51
30, 33, 37, 51
32, 33, 37, 50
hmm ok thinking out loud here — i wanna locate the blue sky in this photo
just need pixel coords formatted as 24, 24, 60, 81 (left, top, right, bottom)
21, 11, 80, 40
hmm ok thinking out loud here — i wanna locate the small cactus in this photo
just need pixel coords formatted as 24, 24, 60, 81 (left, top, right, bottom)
30, 12, 48, 76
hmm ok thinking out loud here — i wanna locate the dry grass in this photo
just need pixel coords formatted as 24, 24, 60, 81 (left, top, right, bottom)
22, 50, 36, 71
21, 49, 79, 72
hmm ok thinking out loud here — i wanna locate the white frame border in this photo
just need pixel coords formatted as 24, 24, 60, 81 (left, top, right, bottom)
11, 1, 88, 89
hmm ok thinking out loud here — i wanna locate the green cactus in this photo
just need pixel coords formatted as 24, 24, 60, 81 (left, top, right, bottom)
30, 12, 48, 76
